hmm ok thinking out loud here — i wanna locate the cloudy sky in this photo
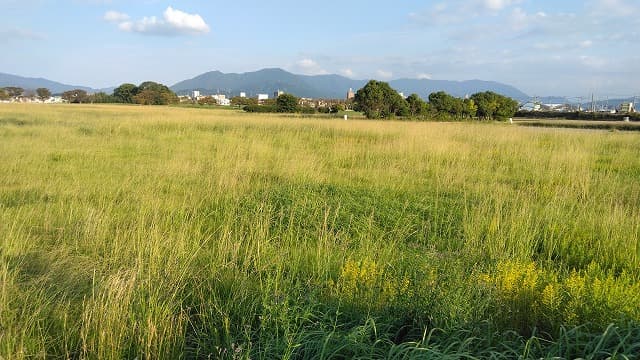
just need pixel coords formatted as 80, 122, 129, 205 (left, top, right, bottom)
1, 0, 638, 97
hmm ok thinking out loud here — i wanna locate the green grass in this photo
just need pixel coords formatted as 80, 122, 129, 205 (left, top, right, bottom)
515, 119, 640, 131
1, 103, 639, 359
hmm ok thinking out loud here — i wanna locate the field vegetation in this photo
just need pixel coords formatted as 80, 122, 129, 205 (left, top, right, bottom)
1, 104, 639, 358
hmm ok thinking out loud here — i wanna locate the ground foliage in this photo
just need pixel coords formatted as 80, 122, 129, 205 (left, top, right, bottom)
1, 104, 639, 359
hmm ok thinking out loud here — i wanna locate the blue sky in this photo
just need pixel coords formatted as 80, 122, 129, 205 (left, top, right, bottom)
1, 0, 639, 97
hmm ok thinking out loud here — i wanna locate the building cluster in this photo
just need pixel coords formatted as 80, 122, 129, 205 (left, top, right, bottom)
179, 88, 356, 109
520, 100, 636, 114
0, 95, 65, 104
180, 90, 285, 105
180, 90, 231, 106
298, 98, 345, 108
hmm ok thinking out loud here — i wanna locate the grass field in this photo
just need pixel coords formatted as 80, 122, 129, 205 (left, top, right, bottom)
1, 104, 640, 359
515, 118, 640, 131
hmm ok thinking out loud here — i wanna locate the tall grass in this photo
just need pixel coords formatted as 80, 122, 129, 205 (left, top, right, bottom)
1, 104, 639, 358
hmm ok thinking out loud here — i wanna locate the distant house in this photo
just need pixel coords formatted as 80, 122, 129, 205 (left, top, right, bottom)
299, 97, 316, 108
620, 102, 635, 113
257, 94, 269, 103
211, 94, 230, 106
44, 96, 64, 104
519, 101, 542, 112
346, 88, 355, 100
195, 94, 231, 106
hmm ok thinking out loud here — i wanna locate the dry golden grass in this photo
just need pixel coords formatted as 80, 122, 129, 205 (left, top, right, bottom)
1, 103, 639, 358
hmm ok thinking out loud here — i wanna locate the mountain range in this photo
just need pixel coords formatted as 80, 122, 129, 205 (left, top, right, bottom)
0, 72, 92, 94
171, 68, 530, 101
1, 68, 530, 100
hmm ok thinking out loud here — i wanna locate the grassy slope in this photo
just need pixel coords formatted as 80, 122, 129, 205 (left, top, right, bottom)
1, 104, 639, 359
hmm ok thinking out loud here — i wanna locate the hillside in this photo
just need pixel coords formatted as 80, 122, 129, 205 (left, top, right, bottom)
1, 68, 530, 100
0, 72, 94, 94
171, 68, 530, 100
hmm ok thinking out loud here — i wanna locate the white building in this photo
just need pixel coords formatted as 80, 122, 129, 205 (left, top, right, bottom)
211, 94, 230, 106
620, 102, 635, 113
44, 96, 64, 104
257, 94, 269, 101
240, 92, 246, 98
192, 90, 201, 99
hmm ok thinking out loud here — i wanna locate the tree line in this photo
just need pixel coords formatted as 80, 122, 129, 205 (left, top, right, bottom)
3, 79, 518, 120
0, 87, 52, 102
236, 80, 519, 120
241, 94, 345, 114
354, 80, 519, 120
0, 81, 178, 105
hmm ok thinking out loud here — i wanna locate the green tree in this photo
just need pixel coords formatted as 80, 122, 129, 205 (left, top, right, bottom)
23, 89, 36, 100
495, 97, 519, 119
301, 106, 316, 114
4, 87, 24, 98
329, 103, 345, 114
244, 104, 277, 113
133, 82, 178, 105
36, 88, 52, 102
354, 80, 408, 119
276, 93, 299, 113
197, 96, 217, 105
62, 89, 88, 103
113, 83, 139, 103
88, 92, 115, 103
406, 93, 428, 117
428, 91, 457, 114
0, 88, 8, 101
471, 91, 518, 120
231, 96, 258, 107
262, 98, 277, 106
462, 98, 478, 118
451, 98, 465, 117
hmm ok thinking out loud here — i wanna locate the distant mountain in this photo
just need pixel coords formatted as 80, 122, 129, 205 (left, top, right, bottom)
171, 68, 358, 99
1, 68, 531, 100
171, 68, 530, 101
390, 78, 529, 102
0, 72, 96, 94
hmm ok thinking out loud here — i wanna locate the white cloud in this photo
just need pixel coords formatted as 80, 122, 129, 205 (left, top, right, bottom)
579, 40, 593, 48
376, 70, 393, 79
589, 0, 639, 17
579, 55, 607, 68
0, 28, 45, 42
409, 3, 461, 26
77, 0, 113, 4
292, 58, 329, 75
106, 7, 210, 36
481, 0, 519, 11
104, 11, 129, 22
508, 8, 550, 31
410, 0, 522, 26
417, 73, 432, 80
341, 68, 355, 78
163, 7, 210, 34
297, 58, 318, 69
